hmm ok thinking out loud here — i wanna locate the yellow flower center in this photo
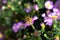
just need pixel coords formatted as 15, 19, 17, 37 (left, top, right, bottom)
47, 3, 50, 7
25, 16, 32, 24
51, 16, 58, 19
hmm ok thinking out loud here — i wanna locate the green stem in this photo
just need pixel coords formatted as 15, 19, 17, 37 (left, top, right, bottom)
31, 24, 35, 30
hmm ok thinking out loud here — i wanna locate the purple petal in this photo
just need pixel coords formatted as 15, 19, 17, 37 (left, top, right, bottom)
33, 4, 39, 11
32, 16, 38, 21
46, 22, 52, 26
24, 8, 32, 13
53, 8, 59, 12
24, 23, 31, 27
54, 0, 60, 8
44, 18, 53, 26
12, 23, 19, 32
42, 13, 46, 17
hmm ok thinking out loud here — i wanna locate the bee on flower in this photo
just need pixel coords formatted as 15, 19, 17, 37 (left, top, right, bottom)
25, 16, 32, 27
24, 16, 38, 27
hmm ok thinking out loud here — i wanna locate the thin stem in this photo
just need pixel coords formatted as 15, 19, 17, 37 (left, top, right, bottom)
31, 24, 35, 30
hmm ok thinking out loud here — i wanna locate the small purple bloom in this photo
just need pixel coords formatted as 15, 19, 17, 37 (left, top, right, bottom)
2, 0, 7, 4
44, 18, 53, 26
12, 22, 24, 32
24, 3, 32, 13
45, 1, 53, 9
12, 23, 19, 32
42, 12, 53, 26
33, 4, 39, 11
24, 8, 32, 13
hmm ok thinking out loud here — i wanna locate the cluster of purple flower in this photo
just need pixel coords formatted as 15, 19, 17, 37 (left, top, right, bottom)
24, 3, 39, 13
42, 0, 60, 26
12, 16, 38, 32
12, 0, 60, 33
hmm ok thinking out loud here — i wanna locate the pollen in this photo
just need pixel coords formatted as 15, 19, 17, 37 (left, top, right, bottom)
25, 16, 32, 24
47, 3, 50, 7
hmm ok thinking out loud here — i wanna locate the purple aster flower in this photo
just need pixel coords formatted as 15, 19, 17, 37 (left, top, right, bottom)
48, 12, 58, 20
2, 0, 7, 4
44, 17, 53, 26
53, 0, 60, 19
42, 12, 53, 26
24, 8, 32, 13
33, 4, 39, 11
45, 1, 53, 9
24, 16, 38, 27
53, 8, 60, 20
12, 22, 24, 32
24, 3, 32, 13
12, 23, 19, 32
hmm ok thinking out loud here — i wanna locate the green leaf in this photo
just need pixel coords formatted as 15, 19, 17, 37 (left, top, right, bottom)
37, 0, 45, 9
